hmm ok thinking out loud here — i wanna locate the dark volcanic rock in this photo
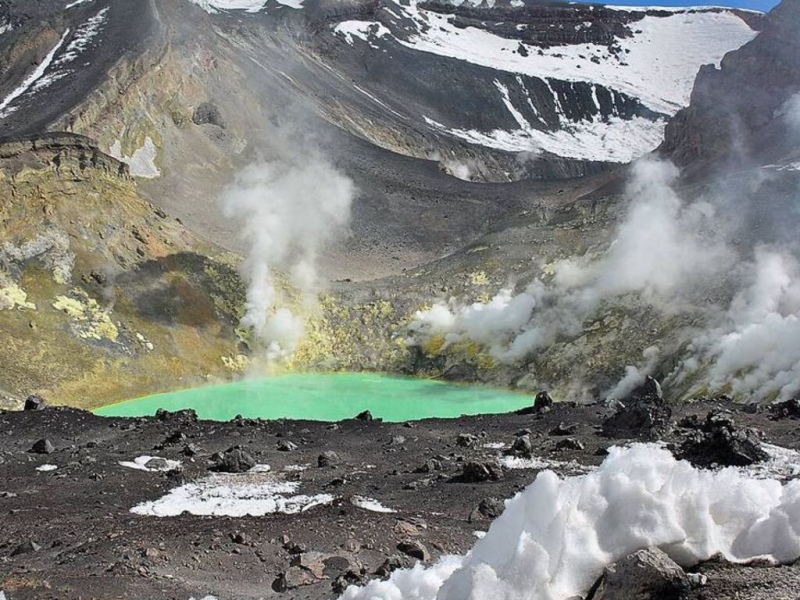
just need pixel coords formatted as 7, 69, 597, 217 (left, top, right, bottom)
554, 437, 585, 451
11, 540, 42, 557
456, 433, 479, 448
210, 447, 256, 473
592, 547, 690, 600
278, 440, 298, 452
676, 411, 768, 467
354, 410, 374, 422
396, 540, 429, 562
769, 398, 800, 420
30, 439, 55, 454
318, 451, 340, 468
23, 395, 46, 411
504, 434, 533, 458
460, 461, 504, 482
192, 102, 225, 128
602, 379, 672, 441
155, 408, 198, 424
477, 497, 506, 519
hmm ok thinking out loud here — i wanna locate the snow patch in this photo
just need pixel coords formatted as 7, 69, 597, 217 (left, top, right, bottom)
120, 456, 182, 472
65, 0, 93, 10
341, 444, 800, 600
334, 21, 391, 47
351, 496, 396, 513
0, 30, 70, 119
36, 464, 58, 472
187, 0, 272, 13
425, 113, 668, 163
109, 137, 161, 179
395, 4, 755, 116
131, 473, 334, 517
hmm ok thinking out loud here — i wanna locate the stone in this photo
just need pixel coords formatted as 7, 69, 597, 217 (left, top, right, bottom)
550, 422, 578, 436
230, 531, 251, 545
318, 451, 340, 467
602, 381, 672, 441
144, 457, 169, 470
676, 411, 768, 467
374, 555, 404, 578
210, 447, 255, 473
24, 395, 46, 411
504, 434, 532, 458
11, 540, 42, 556
272, 566, 318, 591
477, 497, 506, 519
30, 439, 54, 454
769, 398, 800, 420
460, 461, 503, 482
277, 440, 298, 452
396, 540, 430, 562
592, 547, 689, 600
534, 391, 554, 412
354, 410, 374, 421
456, 433, 479, 448
554, 438, 585, 451
414, 458, 443, 474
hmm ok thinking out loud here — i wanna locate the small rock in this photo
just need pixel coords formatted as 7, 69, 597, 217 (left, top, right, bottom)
30, 439, 55, 454
676, 411, 768, 467
593, 547, 689, 600
277, 440, 298, 452
477, 497, 506, 519
460, 461, 503, 482
285, 542, 307, 554
354, 410, 374, 422
210, 447, 255, 473
182, 443, 200, 457
388, 435, 406, 446
687, 572, 708, 588
318, 451, 340, 468
11, 540, 41, 556
24, 395, 46, 411
550, 422, 578, 436
374, 555, 404, 578
397, 540, 429, 562
230, 532, 252, 545
414, 458, 442, 474
456, 433, 479, 448
769, 398, 800, 420
505, 434, 532, 458
142, 547, 160, 559
144, 457, 169, 471
554, 438, 584, 452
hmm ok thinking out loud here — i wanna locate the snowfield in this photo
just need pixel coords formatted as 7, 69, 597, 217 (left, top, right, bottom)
341, 444, 800, 600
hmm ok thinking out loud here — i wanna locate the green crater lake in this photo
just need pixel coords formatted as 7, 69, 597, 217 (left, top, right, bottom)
94, 373, 534, 422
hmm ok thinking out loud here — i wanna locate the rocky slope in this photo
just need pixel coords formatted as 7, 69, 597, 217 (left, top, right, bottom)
0, 134, 247, 409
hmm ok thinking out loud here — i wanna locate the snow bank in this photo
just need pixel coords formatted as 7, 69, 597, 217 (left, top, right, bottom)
341, 444, 800, 600
131, 473, 333, 517
119, 455, 182, 472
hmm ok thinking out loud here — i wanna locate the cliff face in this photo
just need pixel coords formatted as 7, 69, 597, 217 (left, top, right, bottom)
0, 133, 246, 408
660, 0, 800, 172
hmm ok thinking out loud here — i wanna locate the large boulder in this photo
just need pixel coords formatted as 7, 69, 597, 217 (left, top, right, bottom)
676, 411, 768, 467
602, 378, 671, 441
209, 446, 255, 473
591, 548, 690, 600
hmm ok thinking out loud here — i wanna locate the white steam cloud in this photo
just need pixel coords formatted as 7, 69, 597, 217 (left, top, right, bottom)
409, 155, 800, 401
222, 154, 354, 359
782, 93, 800, 135
341, 444, 800, 600
409, 158, 729, 362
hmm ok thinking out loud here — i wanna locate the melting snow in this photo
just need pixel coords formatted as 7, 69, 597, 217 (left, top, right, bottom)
65, 0, 93, 8
120, 456, 182, 472
188, 0, 302, 13
131, 472, 333, 517
36, 464, 58, 472
392, 3, 755, 115
350, 496, 396, 513
109, 137, 161, 178
0, 30, 70, 119
341, 444, 800, 600
334, 21, 391, 47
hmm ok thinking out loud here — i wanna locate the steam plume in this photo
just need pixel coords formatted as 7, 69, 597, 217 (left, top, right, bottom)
222, 153, 354, 360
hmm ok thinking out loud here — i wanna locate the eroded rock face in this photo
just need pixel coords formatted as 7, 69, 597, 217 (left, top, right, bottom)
661, 0, 800, 171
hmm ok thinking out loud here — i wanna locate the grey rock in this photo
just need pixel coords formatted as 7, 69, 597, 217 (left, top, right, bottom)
592, 547, 689, 600
210, 447, 255, 473
277, 440, 298, 452
397, 540, 429, 562
318, 451, 340, 467
30, 439, 54, 454
461, 461, 503, 482
11, 540, 41, 556
505, 434, 532, 458
24, 395, 46, 411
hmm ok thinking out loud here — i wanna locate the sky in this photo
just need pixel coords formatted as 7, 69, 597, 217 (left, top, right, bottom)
571, 0, 778, 9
